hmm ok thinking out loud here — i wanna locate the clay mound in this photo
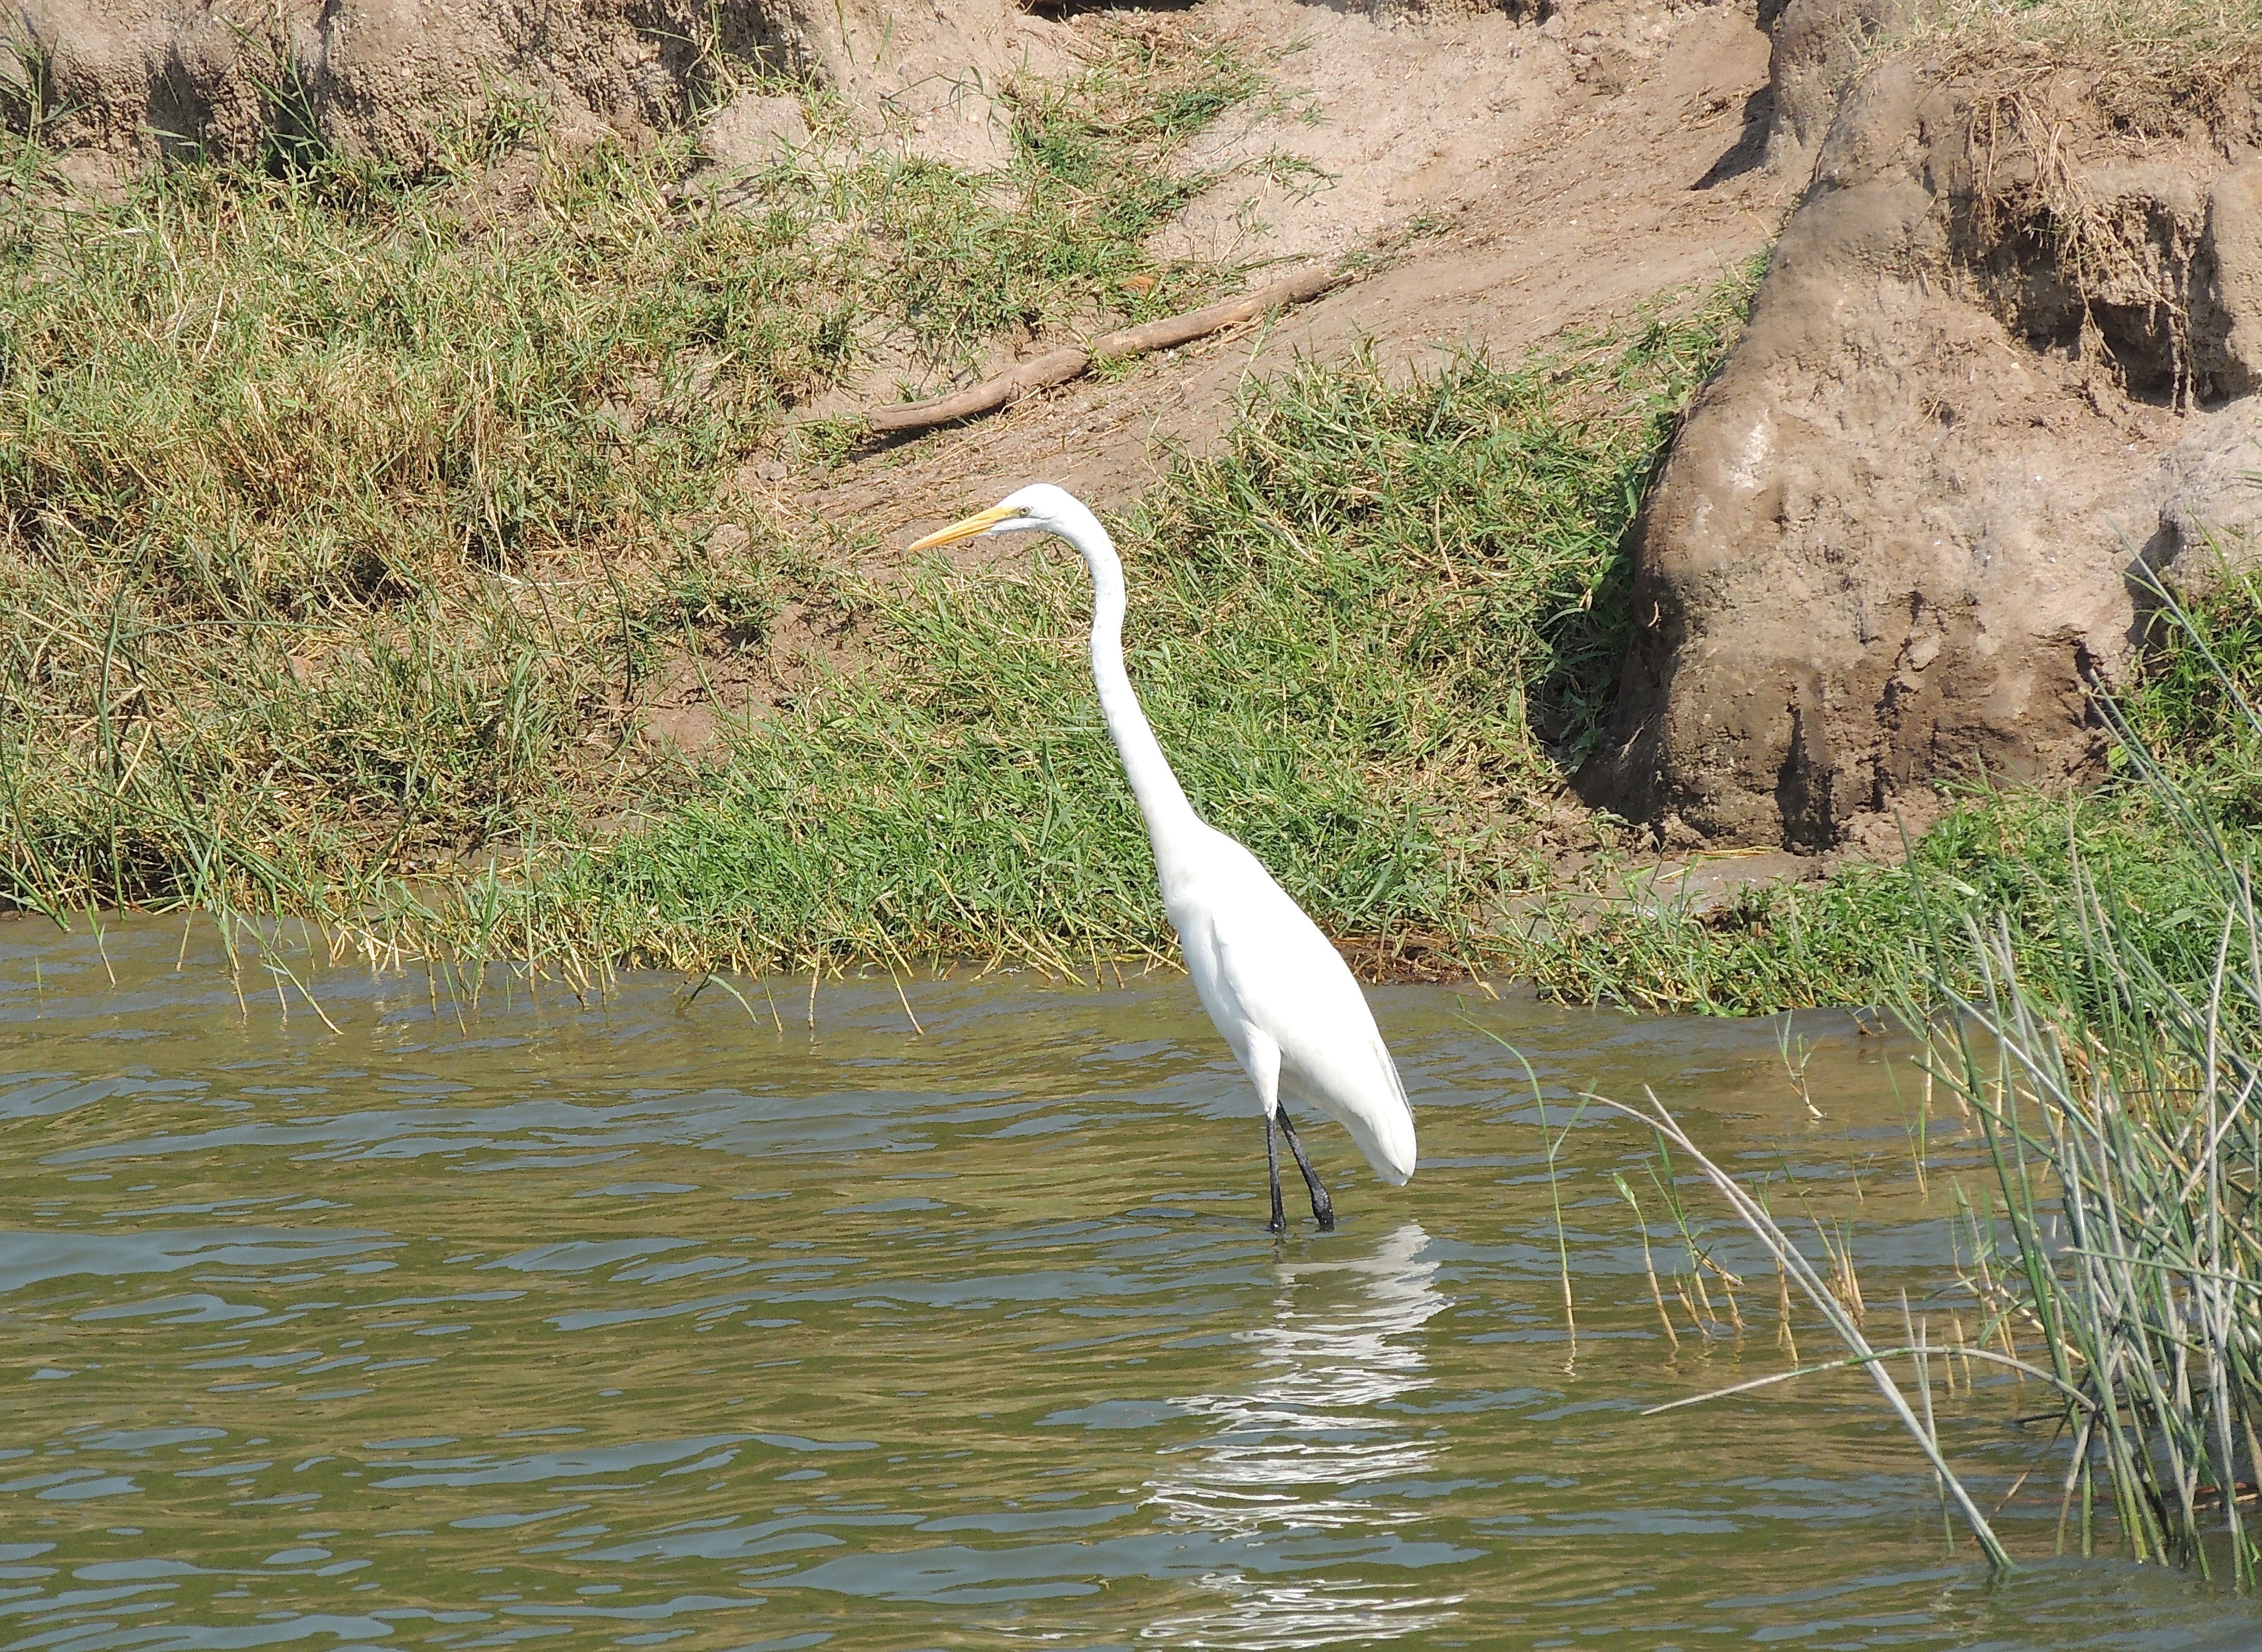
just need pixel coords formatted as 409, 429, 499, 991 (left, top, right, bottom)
1585, 36, 2262, 851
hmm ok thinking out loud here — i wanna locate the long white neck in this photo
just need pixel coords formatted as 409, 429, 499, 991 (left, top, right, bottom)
1073, 518, 1201, 867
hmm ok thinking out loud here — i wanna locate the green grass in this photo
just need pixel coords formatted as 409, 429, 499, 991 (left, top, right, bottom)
427, 275, 1759, 975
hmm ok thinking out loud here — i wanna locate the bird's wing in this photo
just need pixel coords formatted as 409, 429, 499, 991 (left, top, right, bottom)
1194, 839, 1416, 1184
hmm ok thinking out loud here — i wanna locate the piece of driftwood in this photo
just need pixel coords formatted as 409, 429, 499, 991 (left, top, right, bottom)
862, 266, 1349, 437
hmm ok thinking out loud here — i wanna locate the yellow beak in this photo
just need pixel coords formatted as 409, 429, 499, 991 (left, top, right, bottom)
907, 504, 1021, 552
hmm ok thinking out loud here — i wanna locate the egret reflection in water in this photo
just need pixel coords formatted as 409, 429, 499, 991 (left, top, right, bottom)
1145, 1221, 1464, 1646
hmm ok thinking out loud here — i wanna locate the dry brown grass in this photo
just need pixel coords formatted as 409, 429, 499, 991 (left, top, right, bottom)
1910, 0, 2262, 135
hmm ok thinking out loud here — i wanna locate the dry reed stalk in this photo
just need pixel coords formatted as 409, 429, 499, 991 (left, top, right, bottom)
1593, 1084, 2015, 1568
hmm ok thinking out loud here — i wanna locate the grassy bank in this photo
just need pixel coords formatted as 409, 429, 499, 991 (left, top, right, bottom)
7, 22, 2255, 1013
484, 286, 1752, 977
2, 27, 1765, 976
0, 26, 1298, 930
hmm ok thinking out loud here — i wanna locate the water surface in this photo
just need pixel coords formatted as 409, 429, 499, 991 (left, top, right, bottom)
3, 919, 2258, 1649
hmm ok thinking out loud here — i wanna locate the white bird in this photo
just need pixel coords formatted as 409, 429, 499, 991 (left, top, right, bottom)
909, 483, 1417, 1232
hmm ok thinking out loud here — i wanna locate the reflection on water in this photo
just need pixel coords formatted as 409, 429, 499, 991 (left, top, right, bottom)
3, 918, 2260, 1650
1150, 1223, 1459, 1647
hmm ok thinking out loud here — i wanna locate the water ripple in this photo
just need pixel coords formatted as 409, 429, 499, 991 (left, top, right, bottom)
2, 924, 2258, 1649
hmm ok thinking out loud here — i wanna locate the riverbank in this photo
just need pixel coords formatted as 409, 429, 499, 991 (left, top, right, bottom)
0, 24, 1307, 940
1, 32, 1769, 990
4, 0, 2259, 1020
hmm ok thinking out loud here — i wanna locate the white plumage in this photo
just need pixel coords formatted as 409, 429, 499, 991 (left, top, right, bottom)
909, 483, 1417, 1230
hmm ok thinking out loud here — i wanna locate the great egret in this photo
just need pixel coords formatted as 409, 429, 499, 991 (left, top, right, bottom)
909, 483, 1417, 1232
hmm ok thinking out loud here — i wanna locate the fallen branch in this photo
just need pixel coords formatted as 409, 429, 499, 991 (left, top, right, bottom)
861, 266, 1350, 437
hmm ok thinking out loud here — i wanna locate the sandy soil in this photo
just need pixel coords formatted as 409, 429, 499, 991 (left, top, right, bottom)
795, 0, 1797, 555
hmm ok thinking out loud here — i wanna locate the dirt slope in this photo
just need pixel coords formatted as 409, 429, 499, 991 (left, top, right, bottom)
10, 0, 1074, 174
799, 0, 1798, 550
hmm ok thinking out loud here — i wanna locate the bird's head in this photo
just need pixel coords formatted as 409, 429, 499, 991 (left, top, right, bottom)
907, 483, 1098, 555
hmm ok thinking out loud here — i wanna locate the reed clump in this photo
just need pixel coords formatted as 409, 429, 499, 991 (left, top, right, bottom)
1916, 581, 2262, 1581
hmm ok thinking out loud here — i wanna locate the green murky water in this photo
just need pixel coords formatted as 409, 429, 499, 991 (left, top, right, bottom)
4, 918, 2259, 1650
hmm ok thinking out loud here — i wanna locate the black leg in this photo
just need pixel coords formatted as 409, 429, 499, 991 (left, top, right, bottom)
1265, 1113, 1286, 1235
1275, 1101, 1334, 1231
